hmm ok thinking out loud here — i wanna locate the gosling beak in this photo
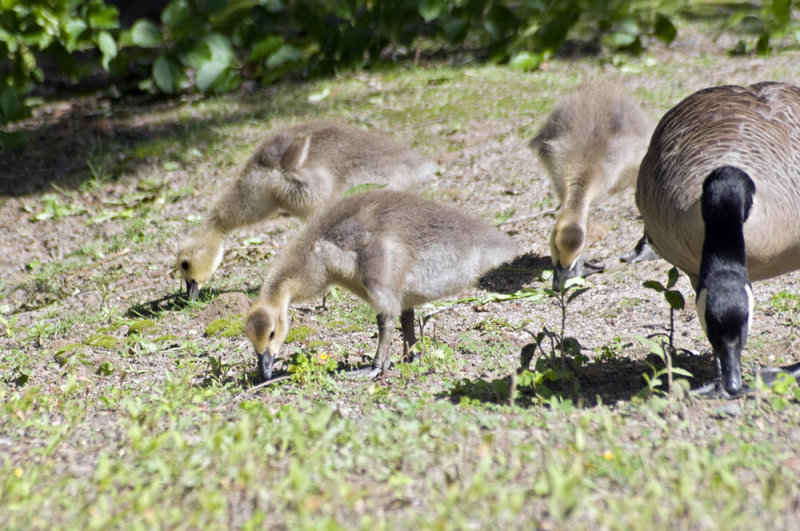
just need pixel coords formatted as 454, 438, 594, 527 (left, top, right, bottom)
716, 338, 743, 397
552, 258, 604, 291
185, 279, 200, 302
258, 350, 275, 381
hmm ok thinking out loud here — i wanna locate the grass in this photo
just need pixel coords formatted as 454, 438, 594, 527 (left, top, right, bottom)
3, 18, 800, 527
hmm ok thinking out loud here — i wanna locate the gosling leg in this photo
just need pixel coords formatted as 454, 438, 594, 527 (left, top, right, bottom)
400, 308, 418, 362
346, 313, 394, 379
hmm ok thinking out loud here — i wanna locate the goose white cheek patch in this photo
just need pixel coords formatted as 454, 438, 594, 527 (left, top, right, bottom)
696, 287, 708, 334
745, 283, 753, 336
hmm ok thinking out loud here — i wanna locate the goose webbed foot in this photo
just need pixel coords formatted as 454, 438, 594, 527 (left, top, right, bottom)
691, 378, 749, 399
620, 234, 660, 263
553, 257, 604, 291
757, 361, 800, 386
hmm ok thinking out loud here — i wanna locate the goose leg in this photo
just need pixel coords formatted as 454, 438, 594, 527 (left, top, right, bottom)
401, 308, 418, 362
346, 313, 394, 379
620, 231, 660, 263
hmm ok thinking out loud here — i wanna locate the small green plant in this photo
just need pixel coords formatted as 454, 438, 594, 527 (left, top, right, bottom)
453, 375, 513, 406
26, 319, 54, 348
287, 348, 338, 386
769, 290, 800, 335
530, 275, 591, 366
725, 0, 799, 56
643, 266, 684, 354
595, 336, 632, 362
27, 194, 87, 221
515, 276, 591, 400
634, 335, 692, 399
205, 355, 235, 382
96, 360, 113, 377
2, 349, 31, 387
755, 371, 800, 411
0, 315, 20, 339
638, 267, 693, 397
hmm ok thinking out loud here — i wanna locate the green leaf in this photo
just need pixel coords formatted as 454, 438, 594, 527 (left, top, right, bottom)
131, 19, 162, 48
615, 18, 640, 36
642, 280, 665, 292
419, 0, 445, 22
538, 8, 579, 52
670, 366, 694, 378
509, 51, 543, 71
87, 2, 119, 30
191, 34, 235, 92
653, 14, 677, 44
563, 276, 587, 291
266, 44, 303, 70
96, 31, 117, 70
196, 61, 229, 93
666, 266, 680, 289
197, 0, 228, 16
561, 337, 582, 357
770, 0, 791, 27
756, 34, 771, 56
204, 33, 234, 63
249, 35, 284, 62
63, 19, 87, 52
0, 86, 26, 122
484, 5, 517, 42
632, 335, 665, 358
443, 18, 469, 44
664, 290, 685, 310
153, 54, 184, 93
163, 0, 191, 30
607, 31, 637, 48
567, 287, 591, 304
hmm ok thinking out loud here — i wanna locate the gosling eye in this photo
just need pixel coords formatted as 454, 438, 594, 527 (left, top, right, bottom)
269, 331, 275, 339
181, 260, 189, 270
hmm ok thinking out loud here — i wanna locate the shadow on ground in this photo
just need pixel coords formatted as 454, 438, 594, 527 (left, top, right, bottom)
479, 252, 551, 293
126, 286, 259, 318
441, 347, 719, 407
0, 86, 308, 197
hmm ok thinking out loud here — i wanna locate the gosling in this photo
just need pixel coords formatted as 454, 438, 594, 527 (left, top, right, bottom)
244, 190, 520, 380
529, 81, 654, 289
177, 121, 436, 300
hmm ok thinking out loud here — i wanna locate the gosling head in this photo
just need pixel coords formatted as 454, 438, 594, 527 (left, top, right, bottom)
244, 301, 290, 381
550, 221, 602, 290
176, 232, 224, 301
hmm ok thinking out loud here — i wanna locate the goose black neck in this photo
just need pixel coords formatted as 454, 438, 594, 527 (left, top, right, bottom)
698, 167, 754, 285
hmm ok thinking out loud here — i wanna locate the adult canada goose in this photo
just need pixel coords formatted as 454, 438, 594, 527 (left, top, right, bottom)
529, 81, 654, 289
635, 82, 800, 397
244, 190, 519, 381
177, 121, 436, 300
